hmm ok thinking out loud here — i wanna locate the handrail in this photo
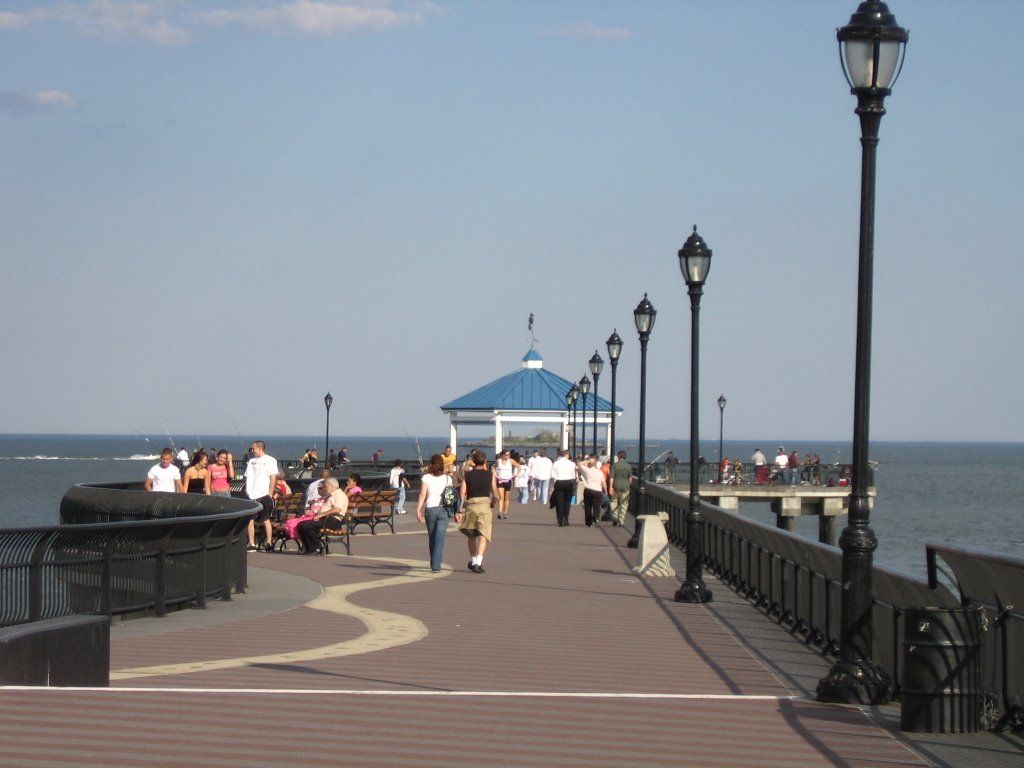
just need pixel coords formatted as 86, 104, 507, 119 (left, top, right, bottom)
927, 543, 1024, 732
641, 483, 958, 696
0, 484, 259, 628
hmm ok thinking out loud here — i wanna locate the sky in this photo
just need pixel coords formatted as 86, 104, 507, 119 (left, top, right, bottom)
1, 0, 1021, 444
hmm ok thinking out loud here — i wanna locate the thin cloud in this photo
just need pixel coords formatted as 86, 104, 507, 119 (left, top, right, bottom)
0, 2, 190, 45
47, 0, 191, 46
540, 21, 637, 41
0, 90, 77, 114
0, 12, 31, 30
197, 1, 438, 36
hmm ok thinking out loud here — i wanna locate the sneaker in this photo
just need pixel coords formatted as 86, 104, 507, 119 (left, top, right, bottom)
246, 544, 257, 552
263, 542, 274, 552
397, 509, 407, 515
470, 564, 485, 574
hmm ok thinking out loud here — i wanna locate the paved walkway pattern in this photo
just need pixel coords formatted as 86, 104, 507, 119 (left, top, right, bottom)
0, 500, 1016, 767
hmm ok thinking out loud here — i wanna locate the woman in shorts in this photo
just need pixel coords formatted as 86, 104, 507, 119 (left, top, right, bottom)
492, 449, 518, 520
458, 450, 497, 573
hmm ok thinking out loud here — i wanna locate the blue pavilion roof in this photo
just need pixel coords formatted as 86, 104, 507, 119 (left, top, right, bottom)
441, 352, 618, 414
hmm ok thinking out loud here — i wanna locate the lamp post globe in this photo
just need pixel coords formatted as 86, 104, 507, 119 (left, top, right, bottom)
674, 226, 713, 604
627, 294, 656, 549
323, 392, 334, 470
605, 331, 623, 458
817, 0, 907, 706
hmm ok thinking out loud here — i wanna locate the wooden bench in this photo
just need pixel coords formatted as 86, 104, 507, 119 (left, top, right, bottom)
347, 489, 398, 535
269, 492, 306, 551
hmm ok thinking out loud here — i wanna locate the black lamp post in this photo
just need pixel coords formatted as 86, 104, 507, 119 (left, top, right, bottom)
817, 0, 907, 706
606, 331, 623, 458
323, 392, 333, 470
674, 226, 713, 604
579, 375, 591, 458
589, 351, 604, 457
717, 394, 727, 483
569, 391, 577, 456
568, 384, 579, 459
627, 293, 656, 549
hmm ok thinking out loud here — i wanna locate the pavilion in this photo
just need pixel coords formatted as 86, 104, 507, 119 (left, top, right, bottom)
440, 349, 620, 456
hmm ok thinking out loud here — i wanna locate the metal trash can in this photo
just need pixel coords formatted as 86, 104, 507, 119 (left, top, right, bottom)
900, 606, 982, 733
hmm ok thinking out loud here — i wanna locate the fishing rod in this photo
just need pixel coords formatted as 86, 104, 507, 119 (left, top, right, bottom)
404, 428, 425, 472
130, 426, 158, 456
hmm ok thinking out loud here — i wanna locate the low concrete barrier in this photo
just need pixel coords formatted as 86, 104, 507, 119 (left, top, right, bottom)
0, 614, 110, 687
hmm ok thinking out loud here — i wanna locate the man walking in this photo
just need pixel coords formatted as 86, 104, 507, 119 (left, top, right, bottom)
144, 448, 184, 493
609, 450, 633, 527
245, 440, 279, 552
530, 449, 553, 505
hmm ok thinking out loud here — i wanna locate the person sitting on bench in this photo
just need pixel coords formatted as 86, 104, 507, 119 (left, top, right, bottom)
296, 478, 349, 555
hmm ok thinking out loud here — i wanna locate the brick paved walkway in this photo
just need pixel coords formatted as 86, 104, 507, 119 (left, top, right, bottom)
0, 500, 1014, 767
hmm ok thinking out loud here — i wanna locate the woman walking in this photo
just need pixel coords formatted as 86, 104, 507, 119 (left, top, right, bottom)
416, 455, 453, 573
458, 450, 496, 573
182, 451, 211, 495
209, 449, 234, 498
577, 454, 608, 527
493, 449, 519, 520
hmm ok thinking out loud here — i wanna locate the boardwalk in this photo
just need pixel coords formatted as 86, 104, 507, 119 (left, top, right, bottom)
0, 501, 1017, 767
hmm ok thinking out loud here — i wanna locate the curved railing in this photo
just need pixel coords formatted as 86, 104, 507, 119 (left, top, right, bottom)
0, 484, 259, 628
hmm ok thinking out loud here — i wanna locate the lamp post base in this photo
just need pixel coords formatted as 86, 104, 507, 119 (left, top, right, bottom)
816, 659, 893, 705
674, 579, 712, 603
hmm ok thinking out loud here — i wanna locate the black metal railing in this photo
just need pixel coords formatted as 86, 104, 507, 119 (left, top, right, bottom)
0, 484, 258, 628
641, 461, 859, 488
928, 544, 1024, 732
641, 484, 951, 681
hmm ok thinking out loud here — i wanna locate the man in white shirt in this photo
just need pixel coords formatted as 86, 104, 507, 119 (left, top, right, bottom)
245, 440, 280, 552
144, 448, 184, 493
773, 447, 789, 484
530, 450, 554, 505
550, 449, 577, 526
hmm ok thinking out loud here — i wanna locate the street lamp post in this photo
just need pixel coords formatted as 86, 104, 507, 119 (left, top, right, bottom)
627, 294, 656, 549
564, 387, 575, 453
718, 395, 727, 483
578, 375, 591, 459
606, 331, 623, 459
323, 392, 333, 470
817, 0, 908, 705
589, 351, 604, 457
675, 226, 713, 604
568, 384, 579, 459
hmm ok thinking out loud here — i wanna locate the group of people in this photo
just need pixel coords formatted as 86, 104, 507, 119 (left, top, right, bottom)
143, 446, 236, 497
144, 438, 639, 572
719, 447, 824, 485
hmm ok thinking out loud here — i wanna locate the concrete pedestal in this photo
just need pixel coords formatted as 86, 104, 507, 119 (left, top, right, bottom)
631, 512, 675, 578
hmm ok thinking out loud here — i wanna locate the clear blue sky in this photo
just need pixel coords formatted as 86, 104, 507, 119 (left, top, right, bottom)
2, 1, 1021, 443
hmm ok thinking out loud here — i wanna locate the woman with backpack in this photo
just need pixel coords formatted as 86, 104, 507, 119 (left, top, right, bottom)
416, 454, 454, 573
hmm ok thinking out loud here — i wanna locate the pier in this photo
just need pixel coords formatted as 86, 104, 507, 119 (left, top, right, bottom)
1, 495, 1019, 767
696, 483, 873, 546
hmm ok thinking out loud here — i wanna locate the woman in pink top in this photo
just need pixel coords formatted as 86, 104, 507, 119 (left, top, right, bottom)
209, 450, 234, 498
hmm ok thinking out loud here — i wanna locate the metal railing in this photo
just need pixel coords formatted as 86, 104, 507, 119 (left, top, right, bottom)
928, 544, 1024, 732
0, 484, 258, 628
642, 461, 860, 488
640, 484, 958, 691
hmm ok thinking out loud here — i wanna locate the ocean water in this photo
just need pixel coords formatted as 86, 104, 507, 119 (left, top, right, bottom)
1, 434, 1021, 580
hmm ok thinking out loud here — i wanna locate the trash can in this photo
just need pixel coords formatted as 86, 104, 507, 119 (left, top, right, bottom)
900, 606, 982, 733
